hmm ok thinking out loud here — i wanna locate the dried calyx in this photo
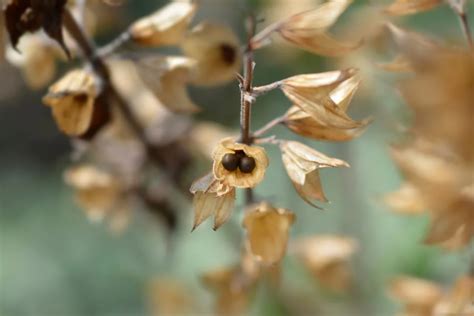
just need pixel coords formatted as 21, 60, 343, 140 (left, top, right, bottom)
221, 150, 256, 174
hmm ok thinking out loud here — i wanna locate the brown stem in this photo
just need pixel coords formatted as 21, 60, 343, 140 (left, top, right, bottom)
458, 12, 473, 49
253, 114, 286, 138
63, 9, 191, 196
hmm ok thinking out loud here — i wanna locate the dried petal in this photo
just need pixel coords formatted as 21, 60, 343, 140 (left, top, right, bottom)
181, 22, 241, 86
43, 69, 98, 136
64, 165, 121, 222
280, 141, 348, 206
291, 235, 357, 291
212, 138, 269, 189
389, 276, 443, 312
278, 0, 360, 56
384, 182, 427, 214
190, 173, 235, 230
148, 278, 195, 316
130, 0, 197, 46
135, 55, 199, 113
281, 69, 366, 129
384, 0, 442, 15
243, 202, 295, 265
5, 0, 70, 57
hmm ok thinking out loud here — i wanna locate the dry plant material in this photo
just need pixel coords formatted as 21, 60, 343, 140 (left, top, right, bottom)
384, 0, 443, 15
181, 22, 241, 86
212, 138, 269, 189
389, 276, 443, 316
4, 0, 70, 56
280, 69, 368, 129
129, 0, 197, 46
190, 172, 236, 231
291, 236, 357, 291
390, 275, 474, 316
280, 141, 349, 206
385, 26, 474, 249
276, 0, 361, 56
243, 202, 295, 265
42, 69, 99, 136
148, 278, 196, 316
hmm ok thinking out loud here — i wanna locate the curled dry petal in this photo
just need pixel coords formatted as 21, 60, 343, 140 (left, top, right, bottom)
384, 0, 442, 15
389, 276, 443, 313
181, 22, 241, 86
384, 182, 427, 214
135, 55, 199, 113
281, 69, 367, 129
278, 0, 360, 56
242, 202, 295, 265
291, 235, 357, 290
42, 69, 98, 136
190, 172, 235, 230
64, 164, 121, 222
283, 75, 370, 141
130, 0, 197, 46
434, 276, 474, 316
212, 138, 269, 189
280, 141, 349, 206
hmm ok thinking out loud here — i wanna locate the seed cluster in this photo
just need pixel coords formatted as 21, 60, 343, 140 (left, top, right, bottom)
222, 150, 256, 173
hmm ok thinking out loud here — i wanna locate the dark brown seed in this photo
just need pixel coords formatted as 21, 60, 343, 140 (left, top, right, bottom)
222, 153, 239, 171
239, 156, 256, 173
219, 43, 237, 65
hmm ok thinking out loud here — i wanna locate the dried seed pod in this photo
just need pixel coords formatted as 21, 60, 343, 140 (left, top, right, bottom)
181, 22, 241, 86
243, 202, 295, 265
42, 69, 99, 136
130, 0, 197, 46
212, 138, 269, 188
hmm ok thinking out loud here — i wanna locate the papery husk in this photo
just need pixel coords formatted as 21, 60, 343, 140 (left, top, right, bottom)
181, 22, 241, 86
281, 69, 367, 129
6, 34, 58, 89
291, 235, 357, 291
212, 138, 269, 189
64, 164, 121, 222
278, 0, 360, 56
280, 141, 349, 206
384, 0, 442, 15
242, 202, 295, 265
130, 0, 197, 46
43, 69, 98, 136
190, 172, 235, 230
148, 278, 195, 316
389, 276, 443, 316
135, 55, 199, 113
202, 266, 255, 316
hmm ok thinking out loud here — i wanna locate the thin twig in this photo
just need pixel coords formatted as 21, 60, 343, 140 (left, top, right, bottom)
252, 80, 282, 97
96, 30, 132, 58
62, 9, 191, 196
253, 114, 287, 138
458, 12, 473, 49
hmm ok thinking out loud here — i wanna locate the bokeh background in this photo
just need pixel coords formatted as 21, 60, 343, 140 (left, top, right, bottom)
0, 0, 472, 315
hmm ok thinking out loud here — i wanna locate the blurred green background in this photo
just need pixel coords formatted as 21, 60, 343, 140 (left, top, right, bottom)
0, 0, 471, 315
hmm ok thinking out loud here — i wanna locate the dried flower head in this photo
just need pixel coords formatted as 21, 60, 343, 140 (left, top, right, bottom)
6, 34, 59, 89
129, 0, 197, 46
64, 164, 121, 222
190, 172, 236, 230
42, 69, 99, 136
181, 22, 241, 86
212, 138, 269, 189
277, 0, 360, 56
280, 141, 349, 206
136, 55, 199, 113
291, 235, 357, 291
243, 202, 295, 265
4, 0, 70, 56
389, 276, 443, 316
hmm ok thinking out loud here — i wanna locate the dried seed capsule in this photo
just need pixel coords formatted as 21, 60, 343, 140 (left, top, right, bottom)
239, 156, 256, 173
222, 153, 239, 171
